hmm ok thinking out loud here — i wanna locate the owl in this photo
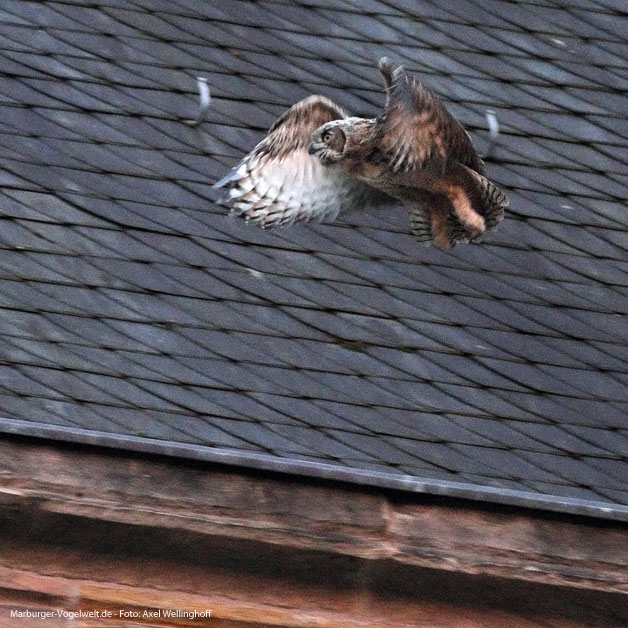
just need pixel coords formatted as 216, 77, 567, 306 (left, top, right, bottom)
213, 58, 507, 249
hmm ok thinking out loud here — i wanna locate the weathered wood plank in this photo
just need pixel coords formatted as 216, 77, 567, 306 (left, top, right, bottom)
0, 437, 626, 604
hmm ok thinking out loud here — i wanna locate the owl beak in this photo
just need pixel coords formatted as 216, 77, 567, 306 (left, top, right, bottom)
307, 143, 317, 155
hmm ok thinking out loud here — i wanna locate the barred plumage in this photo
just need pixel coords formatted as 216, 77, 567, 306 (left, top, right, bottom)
214, 59, 508, 249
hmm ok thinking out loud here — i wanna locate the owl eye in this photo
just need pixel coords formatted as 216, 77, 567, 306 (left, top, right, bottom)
322, 131, 333, 143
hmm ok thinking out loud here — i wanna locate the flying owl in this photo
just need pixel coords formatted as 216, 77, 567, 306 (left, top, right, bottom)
213, 58, 507, 249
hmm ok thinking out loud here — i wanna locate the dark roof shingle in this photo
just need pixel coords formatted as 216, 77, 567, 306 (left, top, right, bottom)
0, 0, 626, 520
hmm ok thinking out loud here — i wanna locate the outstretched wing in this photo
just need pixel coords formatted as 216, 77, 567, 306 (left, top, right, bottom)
374, 59, 506, 248
213, 95, 389, 228
377, 58, 484, 175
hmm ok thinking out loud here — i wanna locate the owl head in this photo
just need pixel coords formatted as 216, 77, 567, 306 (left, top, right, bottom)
310, 116, 379, 165
308, 119, 349, 165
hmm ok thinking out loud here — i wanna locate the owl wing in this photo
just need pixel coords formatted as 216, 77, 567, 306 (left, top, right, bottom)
399, 190, 477, 249
404, 168, 507, 249
213, 95, 390, 228
377, 58, 484, 175
374, 59, 506, 248
405, 195, 437, 244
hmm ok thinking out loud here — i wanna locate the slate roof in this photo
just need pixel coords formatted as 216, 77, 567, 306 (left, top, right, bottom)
0, 0, 626, 520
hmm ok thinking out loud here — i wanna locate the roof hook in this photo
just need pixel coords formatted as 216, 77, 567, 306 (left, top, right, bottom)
184, 77, 211, 127
482, 109, 500, 160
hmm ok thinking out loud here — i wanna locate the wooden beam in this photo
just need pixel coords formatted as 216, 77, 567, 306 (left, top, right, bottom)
0, 437, 626, 598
